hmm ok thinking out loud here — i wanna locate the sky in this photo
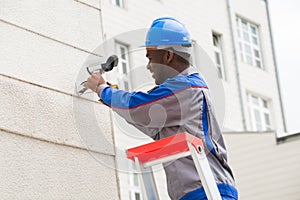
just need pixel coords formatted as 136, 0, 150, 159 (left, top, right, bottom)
269, 0, 300, 134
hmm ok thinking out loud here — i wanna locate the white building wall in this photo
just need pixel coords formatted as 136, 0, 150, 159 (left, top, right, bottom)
0, 0, 119, 199
224, 132, 300, 200
230, 0, 285, 133
205, 0, 245, 131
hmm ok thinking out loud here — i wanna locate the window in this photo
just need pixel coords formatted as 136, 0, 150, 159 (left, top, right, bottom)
128, 160, 143, 200
212, 32, 226, 80
111, 0, 124, 8
236, 17, 263, 69
248, 94, 272, 131
116, 43, 131, 91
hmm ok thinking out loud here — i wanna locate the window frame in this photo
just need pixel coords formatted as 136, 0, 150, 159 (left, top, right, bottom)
115, 42, 131, 91
247, 93, 272, 131
128, 160, 143, 200
236, 16, 264, 69
212, 32, 226, 80
110, 0, 124, 8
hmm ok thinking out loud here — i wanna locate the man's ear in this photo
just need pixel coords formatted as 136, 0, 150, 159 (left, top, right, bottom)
164, 50, 174, 64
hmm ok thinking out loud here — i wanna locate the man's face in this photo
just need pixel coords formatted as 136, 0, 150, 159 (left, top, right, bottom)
146, 49, 170, 85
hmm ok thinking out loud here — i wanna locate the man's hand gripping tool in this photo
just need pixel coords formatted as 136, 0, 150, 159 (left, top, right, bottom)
77, 55, 119, 95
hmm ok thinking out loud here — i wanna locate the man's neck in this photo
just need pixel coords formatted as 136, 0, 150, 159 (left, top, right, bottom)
173, 63, 189, 73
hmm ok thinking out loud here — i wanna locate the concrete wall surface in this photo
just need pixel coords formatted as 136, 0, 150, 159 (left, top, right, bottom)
0, 129, 118, 200
0, 0, 120, 199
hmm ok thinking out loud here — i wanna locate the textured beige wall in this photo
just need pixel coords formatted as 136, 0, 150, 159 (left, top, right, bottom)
0, 129, 118, 200
224, 132, 300, 200
0, 0, 120, 199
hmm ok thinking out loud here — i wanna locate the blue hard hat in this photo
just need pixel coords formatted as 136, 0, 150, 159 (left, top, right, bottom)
145, 17, 192, 48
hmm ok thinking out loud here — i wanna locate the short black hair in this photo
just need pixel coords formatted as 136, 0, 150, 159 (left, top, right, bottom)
173, 50, 190, 65
163, 48, 190, 65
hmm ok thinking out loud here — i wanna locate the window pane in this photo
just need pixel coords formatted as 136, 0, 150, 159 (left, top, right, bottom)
212, 33, 225, 80
264, 113, 270, 125
256, 123, 262, 131
256, 60, 261, 68
135, 193, 141, 200
122, 62, 127, 74
242, 19, 248, 30
252, 95, 259, 105
215, 52, 221, 65
246, 55, 253, 65
243, 32, 250, 42
244, 44, 251, 54
236, 18, 240, 27
133, 173, 139, 186
254, 109, 262, 130
254, 49, 260, 58
124, 81, 129, 91
239, 42, 243, 51
121, 47, 126, 59
213, 34, 219, 46
217, 67, 223, 79
263, 99, 268, 108
239, 42, 244, 61
252, 36, 258, 45
251, 25, 257, 35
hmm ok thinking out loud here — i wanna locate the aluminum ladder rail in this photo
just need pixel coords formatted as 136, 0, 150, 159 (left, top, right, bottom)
126, 132, 222, 200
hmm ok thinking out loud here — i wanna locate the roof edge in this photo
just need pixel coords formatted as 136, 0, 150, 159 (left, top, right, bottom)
276, 132, 300, 144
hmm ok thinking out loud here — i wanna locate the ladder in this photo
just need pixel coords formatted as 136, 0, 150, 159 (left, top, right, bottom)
126, 132, 222, 200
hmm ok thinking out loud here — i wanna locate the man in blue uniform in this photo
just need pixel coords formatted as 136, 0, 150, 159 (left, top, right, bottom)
85, 17, 238, 200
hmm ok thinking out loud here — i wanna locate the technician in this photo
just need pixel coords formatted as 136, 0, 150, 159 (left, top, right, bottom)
84, 17, 238, 200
